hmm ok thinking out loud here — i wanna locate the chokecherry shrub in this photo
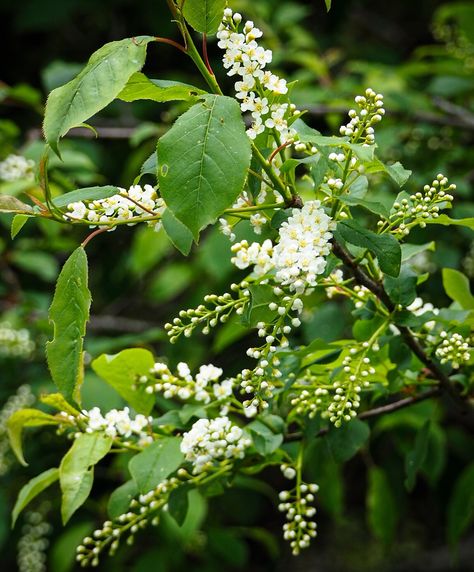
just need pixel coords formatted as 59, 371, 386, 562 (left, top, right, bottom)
1, 0, 473, 566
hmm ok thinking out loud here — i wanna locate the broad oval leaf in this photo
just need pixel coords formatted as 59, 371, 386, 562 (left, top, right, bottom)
161, 208, 194, 256
44, 37, 154, 156
337, 219, 401, 277
129, 437, 184, 493
12, 468, 59, 526
7, 409, 59, 466
92, 348, 155, 415
118, 73, 206, 103
158, 95, 251, 239
326, 419, 370, 463
60, 432, 113, 524
108, 480, 138, 520
46, 247, 91, 405
442, 268, 474, 310
182, 0, 226, 34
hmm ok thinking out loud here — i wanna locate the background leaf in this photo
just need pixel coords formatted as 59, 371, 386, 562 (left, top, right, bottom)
12, 468, 59, 526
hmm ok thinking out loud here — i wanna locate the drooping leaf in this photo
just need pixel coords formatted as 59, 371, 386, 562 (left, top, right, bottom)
367, 467, 398, 546
447, 463, 474, 549
51, 186, 119, 210
108, 480, 138, 520
129, 438, 184, 493
425, 214, 474, 229
60, 432, 113, 524
326, 419, 370, 463
405, 420, 431, 491
182, 0, 227, 34
0, 195, 33, 214
118, 73, 205, 103
337, 219, 401, 277
46, 247, 91, 405
324, 0, 332, 11
92, 349, 155, 415
161, 208, 194, 256
11, 214, 31, 238
7, 409, 59, 466
12, 468, 59, 526
442, 268, 474, 310
44, 37, 154, 156
158, 95, 251, 239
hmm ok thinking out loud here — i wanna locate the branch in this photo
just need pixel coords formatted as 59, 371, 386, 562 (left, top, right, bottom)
331, 240, 469, 411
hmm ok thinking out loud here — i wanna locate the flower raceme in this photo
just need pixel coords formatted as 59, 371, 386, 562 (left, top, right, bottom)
231, 200, 335, 294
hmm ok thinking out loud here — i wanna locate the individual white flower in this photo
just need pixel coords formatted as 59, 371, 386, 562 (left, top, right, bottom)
250, 213, 267, 234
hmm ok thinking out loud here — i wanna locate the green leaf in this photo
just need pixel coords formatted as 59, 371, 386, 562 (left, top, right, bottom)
248, 420, 283, 456
168, 487, 189, 526
324, 0, 332, 11
129, 438, 184, 493
12, 468, 59, 527
7, 409, 59, 466
425, 214, 474, 230
92, 349, 155, 415
118, 73, 205, 103
384, 266, 417, 306
365, 159, 412, 187
337, 219, 401, 277
0, 195, 33, 214
447, 463, 474, 549
158, 95, 251, 239
442, 268, 474, 310
405, 420, 431, 492
51, 186, 119, 209
182, 0, 226, 34
326, 419, 370, 463
367, 467, 398, 546
241, 284, 278, 328
108, 480, 138, 520
44, 37, 154, 156
11, 214, 31, 239
46, 247, 91, 405
401, 241, 435, 262
161, 208, 194, 256
60, 432, 113, 524
40, 393, 81, 417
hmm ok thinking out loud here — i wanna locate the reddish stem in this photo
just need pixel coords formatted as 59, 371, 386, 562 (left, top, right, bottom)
268, 141, 292, 164
202, 33, 214, 76
81, 227, 108, 248
154, 36, 187, 54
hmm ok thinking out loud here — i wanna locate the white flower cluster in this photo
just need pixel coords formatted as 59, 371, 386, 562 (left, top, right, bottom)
70, 407, 152, 446
231, 201, 334, 294
0, 322, 35, 358
278, 480, 319, 555
180, 416, 251, 474
140, 361, 234, 404
217, 9, 299, 143
17, 510, 52, 572
339, 88, 385, 144
65, 184, 165, 231
0, 154, 35, 181
389, 174, 455, 235
435, 331, 471, 369
0, 385, 35, 476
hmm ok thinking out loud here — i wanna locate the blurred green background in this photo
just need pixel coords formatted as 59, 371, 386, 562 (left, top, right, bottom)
1, 0, 473, 571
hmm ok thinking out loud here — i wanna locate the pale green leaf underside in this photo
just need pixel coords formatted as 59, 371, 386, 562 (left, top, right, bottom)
158, 95, 252, 239
7, 409, 59, 466
118, 72, 206, 103
43, 36, 154, 155
46, 247, 91, 405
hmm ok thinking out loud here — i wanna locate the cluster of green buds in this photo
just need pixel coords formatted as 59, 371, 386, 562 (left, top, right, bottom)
278, 472, 319, 555
387, 174, 455, 236
435, 331, 471, 369
165, 282, 251, 342
290, 381, 330, 419
76, 476, 182, 567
